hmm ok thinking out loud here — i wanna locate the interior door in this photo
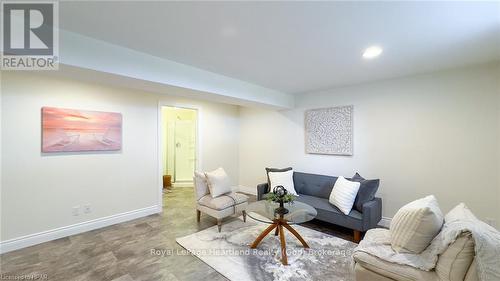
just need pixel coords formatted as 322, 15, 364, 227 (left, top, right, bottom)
174, 120, 196, 182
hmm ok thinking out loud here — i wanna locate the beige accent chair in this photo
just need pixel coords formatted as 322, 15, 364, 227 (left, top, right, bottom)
194, 173, 248, 232
354, 230, 478, 281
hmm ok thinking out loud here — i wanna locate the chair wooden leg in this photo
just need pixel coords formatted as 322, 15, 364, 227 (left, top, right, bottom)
353, 230, 362, 243
217, 219, 222, 232
274, 225, 280, 236
196, 210, 201, 222
242, 210, 247, 222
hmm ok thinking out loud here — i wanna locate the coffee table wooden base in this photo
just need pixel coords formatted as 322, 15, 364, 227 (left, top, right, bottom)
250, 218, 309, 265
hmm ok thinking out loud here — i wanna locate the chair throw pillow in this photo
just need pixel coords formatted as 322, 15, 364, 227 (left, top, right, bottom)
204, 167, 232, 198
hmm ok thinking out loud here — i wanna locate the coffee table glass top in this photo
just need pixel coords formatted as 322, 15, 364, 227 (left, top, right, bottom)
246, 201, 317, 225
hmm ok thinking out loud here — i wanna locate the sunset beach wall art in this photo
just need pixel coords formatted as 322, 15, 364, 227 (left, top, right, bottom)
42, 107, 122, 152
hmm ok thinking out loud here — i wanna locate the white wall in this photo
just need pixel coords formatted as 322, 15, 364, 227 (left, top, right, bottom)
0, 72, 240, 245
498, 69, 500, 228
0, 71, 3, 243
239, 64, 500, 225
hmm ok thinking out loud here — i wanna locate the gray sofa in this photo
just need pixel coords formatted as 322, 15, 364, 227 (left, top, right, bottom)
257, 171, 382, 242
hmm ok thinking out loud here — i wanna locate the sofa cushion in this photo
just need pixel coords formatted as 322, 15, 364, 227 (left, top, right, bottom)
198, 192, 248, 210
390, 195, 444, 254
354, 252, 439, 281
351, 173, 380, 213
329, 176, 360, 215
265, 167, 292, 192
295, 194, 363, 230
293, 172, 337, 199
268, 169, 298, 195
436, 232, 475, 281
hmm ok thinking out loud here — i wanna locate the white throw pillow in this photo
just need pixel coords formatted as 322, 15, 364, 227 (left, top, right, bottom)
329, 176, 360, 215
268, 170, 298, 195
204, 168, 232, 198
390, 195, 444, 254
193, 171, 209, 200
445, 203, 477, 223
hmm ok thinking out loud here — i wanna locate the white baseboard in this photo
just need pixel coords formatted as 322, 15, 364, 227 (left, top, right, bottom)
172, 181, 193, 188
378, 217, 392, 228
0, 205, 161, 254
237, 185, 256, 195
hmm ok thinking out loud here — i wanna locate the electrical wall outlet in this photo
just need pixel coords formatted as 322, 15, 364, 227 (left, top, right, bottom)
72, 206, 80, 216
83, 204, 92, 214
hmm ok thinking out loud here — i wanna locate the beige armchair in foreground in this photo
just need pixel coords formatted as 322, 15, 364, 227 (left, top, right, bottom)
354, 229, 478, 281
193, 171, 248, 232
352, 195, 500, 281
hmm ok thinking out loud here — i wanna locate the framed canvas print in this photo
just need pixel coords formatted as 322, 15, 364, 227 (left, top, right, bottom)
42, 107, 122, 152
305, 105, 353, 155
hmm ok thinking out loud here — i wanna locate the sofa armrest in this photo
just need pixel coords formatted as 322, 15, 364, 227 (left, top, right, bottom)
257, 183, 269, 201
362, 197, 382, 231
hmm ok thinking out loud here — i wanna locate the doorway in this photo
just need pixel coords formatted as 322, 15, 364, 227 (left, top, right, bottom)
161, 106, 197, 188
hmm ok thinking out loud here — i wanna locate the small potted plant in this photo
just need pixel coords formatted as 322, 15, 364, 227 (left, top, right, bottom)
265, 185, 296, 215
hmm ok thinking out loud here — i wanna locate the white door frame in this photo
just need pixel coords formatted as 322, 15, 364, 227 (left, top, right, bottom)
157, 102, 202, 209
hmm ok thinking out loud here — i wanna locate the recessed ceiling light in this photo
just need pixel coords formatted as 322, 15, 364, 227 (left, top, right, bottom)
362, 46, 383, 59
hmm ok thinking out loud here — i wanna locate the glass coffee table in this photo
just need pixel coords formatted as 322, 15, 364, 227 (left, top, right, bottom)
246, 200, 317, 265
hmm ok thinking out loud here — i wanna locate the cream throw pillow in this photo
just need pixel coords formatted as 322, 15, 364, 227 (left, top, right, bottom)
268, 170, 298, 195
390, 195, 444, 254
445, 203, 477, 223
329, 176, 360, 215
435, 203, 477, 281
204, 168, 232, 198
435, 232, 475, 281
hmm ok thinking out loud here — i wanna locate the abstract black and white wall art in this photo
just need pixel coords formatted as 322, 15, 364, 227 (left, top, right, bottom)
305, 105, 353, 155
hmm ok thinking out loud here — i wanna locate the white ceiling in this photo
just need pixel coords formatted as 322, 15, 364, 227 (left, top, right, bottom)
60, 1, 500, 94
